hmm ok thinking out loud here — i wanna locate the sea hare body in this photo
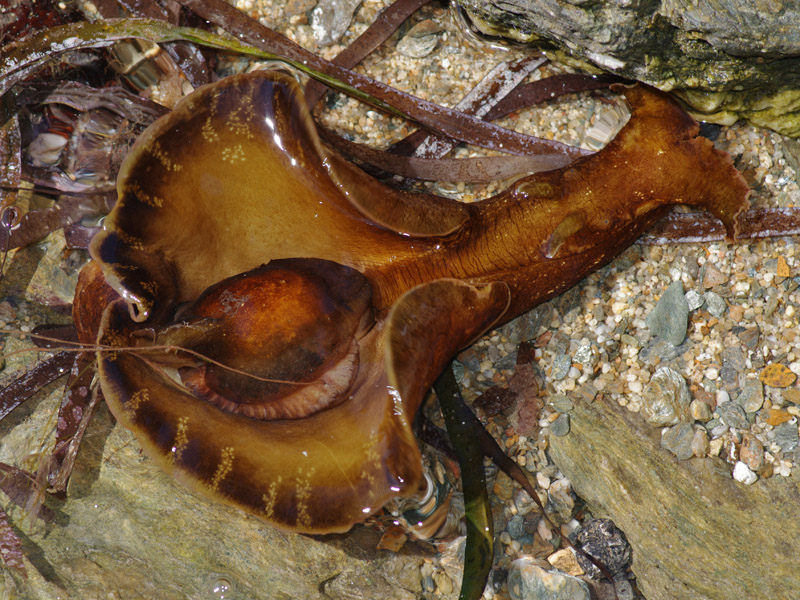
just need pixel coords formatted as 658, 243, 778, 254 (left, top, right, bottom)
75, 70, 749, 533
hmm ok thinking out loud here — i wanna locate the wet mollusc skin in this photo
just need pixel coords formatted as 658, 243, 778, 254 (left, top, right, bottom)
73, 70, 750, 533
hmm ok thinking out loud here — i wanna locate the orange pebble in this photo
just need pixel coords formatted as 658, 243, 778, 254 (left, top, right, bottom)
759, 363, 797, 388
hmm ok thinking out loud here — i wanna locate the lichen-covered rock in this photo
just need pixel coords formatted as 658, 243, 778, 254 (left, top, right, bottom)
457, 0, 800, 136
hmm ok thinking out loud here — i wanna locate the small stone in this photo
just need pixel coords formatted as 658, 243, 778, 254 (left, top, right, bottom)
740, 434, 765, 471
736, 379, 764, 413
728, 303, 745, 322
703, 291, 727, 317
638, 338, 681, 365
718, 403, 749, 429
777, 255, 791, 278
573, 343, 597, 370
433, 571, 453, 595
685, 289, 705, 311
765, 408, 793, 426
782, 389, 800, 405
547, 549, 584, 576
551, 353, 571, 380
733, 461, 758, 485
661, 422, 695, 459
759, 363, 797, 388
508, 559, 591, 600
691, 428, 710, 457
772, 421, 799, 453
735, 325, 760, 350
646, 281, 689, 345
549, 394, 574, 413
310, 0, 362, 45
547, 478, 575, 520
550, 413, 570, 437
690, 399, 712, 422
702, 263, 728, 288
574, 519, 632, 579
641, 366, 691, 426
396, 19, 442, 58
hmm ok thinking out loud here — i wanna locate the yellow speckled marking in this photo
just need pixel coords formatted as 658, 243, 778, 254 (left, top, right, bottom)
226, 107, 255, 140
170, 416, 189, 463
127, 181, 164, 208
148, 140, 182, 172
262, 475, 283, 520
359, 434, 381, 486
114, 229, 144, 251
220, 144, 246, 164
210, 446, 235, 491
201, 117, 219, 143
126, 389, 150, 419
294, 466, 316, 529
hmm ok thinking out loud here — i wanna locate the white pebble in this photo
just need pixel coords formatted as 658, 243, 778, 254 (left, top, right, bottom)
716, 390, 730, 405
705, 367, 719, 380
733, 461, 758, 485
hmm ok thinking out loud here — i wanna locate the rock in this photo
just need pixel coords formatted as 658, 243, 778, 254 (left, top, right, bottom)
547, 548, 584, 577
685, 289, 704, 311
507, 559, 591, 600
739, 434, 765, 471
736, 379, 764, 413
661, 422, 695, 460
547, 477, 575, 521
549, 394, 574, 413
717, 402, 749, 429
396, 20, 442, 58
641, 366, 691, 426
701, 264, 728, 289
0, 401, 437, 600
549, 397, 800, 600
691, 428, 710, 458
550, 413, 570, 437
550, 353, 571, 380
310, 0, 363, 46
574, 519, 632, 580
703, 291, 727, 317
456, 1, 800, 133
690, 399, 712, 422
772, 421, 800, 453
645, 281, 689, 346
637, 338, 683, 366
732, 461, 758, 485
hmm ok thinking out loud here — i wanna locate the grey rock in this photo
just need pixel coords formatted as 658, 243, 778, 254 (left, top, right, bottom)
638, 338, 682, 366
772, 421, 799, 453
396, 20, 442, 58
703, 291, 727, 317
573, 343, 598, 370
457, 0, 800, 136
718, 402, 749, 429
549, 394, 574, 413
641, 366, 691, 426
551, 353, 571, 380
508, 559, 591, 600
310, 0, 362, 46
551, 413, 571, 437
646, 281, 689, 346
548, 477, 575, 520
690, 399, 712, 422
736, 379, 764, 413
685, 289, 705, 311
661, 422, 695, 460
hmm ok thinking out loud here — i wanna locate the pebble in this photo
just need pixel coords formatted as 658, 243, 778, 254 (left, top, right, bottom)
550, 413, 570, 436
551, 353, 571, 380
661, 422, 696, 459
549, 394, 574, 413
645, 280, 689, 345
718, 403, 749, 429
685, 289, 705, 311
547, 478, 575, 520
396, 20, 442, 58
692, 428, 710, 457
702, 263, 728, 288
641, 366, 691, 426
638, 338, 682, 365
574, 519, 632, 579
507, 559, 591, 600
733, 461, 758, 485
772, 421, 799, 453
740, 434, 765, 471
309, 0, 362, 45
690, 399, 712, 422
735, 325, 760, 350
547, 549, 584, 576
760, 363, 797, 388
736, 379, 764, 413
703, 291, 727, 317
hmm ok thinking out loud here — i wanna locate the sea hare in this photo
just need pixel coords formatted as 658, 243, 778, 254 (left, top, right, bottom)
74, 70, 749, 533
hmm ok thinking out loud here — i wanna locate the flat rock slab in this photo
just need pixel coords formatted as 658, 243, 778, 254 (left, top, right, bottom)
549, 397, 800, 600
457, 0, 800, 136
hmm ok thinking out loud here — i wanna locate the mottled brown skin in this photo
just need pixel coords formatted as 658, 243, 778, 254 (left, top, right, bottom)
75, 70, 750, 533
